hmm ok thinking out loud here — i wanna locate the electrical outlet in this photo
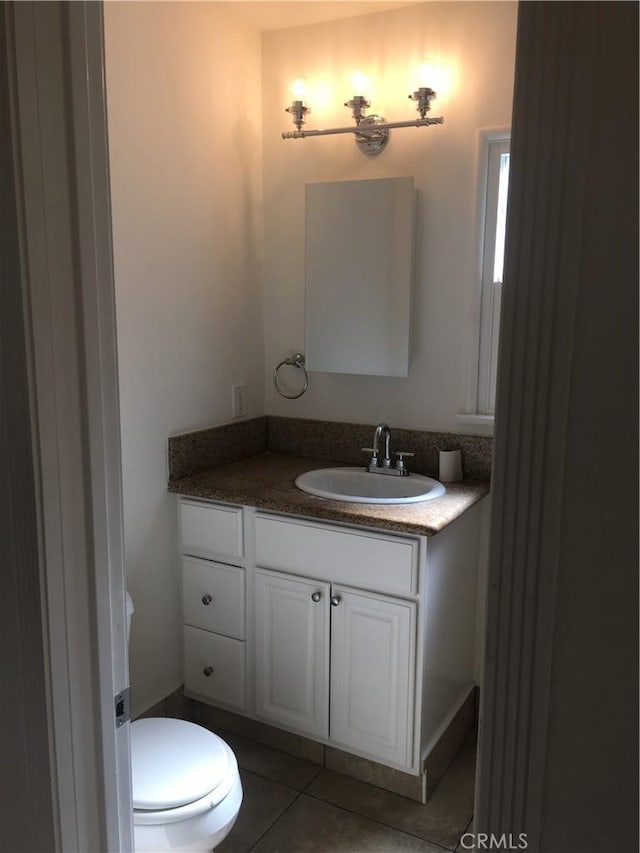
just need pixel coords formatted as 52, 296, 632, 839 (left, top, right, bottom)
232, 383, 248, 418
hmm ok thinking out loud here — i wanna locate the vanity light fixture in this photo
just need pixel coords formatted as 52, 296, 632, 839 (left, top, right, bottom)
283, 68, 444, 155
285, 78, 310, 131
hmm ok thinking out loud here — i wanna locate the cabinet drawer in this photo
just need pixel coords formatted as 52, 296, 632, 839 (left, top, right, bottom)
255, 514, 418, 595
180, 500, 243, 560
183, 557, 245, 640
183, 625, 245, 710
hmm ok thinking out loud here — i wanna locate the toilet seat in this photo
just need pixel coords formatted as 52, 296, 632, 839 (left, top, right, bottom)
131, 718, 239, 825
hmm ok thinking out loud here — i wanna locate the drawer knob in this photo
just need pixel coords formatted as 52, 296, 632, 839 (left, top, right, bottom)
311, 591, 322, 603
201, 594, 213, 606
203, 666, 214, 677
330, 594, 342, 607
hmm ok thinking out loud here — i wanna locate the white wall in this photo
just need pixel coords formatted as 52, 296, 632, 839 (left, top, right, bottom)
262, 1, 516, 431
105, 1, 264, 715
105, 1, 514, 714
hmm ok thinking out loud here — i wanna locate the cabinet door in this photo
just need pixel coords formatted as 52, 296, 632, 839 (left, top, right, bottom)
330, 586, 416, 768
255, 569, 330, 739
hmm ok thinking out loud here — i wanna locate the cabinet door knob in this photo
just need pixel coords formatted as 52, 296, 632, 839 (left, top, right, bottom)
201, 594, 213, 605
311, 591, 322, 603
330, 594, 342, 607
203, 666, 214, 677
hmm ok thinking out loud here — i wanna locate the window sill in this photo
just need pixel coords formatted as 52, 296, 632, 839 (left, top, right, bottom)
456, 413, 495, 435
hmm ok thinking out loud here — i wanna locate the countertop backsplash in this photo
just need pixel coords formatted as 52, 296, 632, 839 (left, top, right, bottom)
169, 416, 268, 481
168, 416, 492, 483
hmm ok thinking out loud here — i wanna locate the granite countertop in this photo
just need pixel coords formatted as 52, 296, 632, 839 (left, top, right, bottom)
168, 453, 489, 537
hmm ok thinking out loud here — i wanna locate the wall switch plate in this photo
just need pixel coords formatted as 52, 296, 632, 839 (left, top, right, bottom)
232, 383, 248, 418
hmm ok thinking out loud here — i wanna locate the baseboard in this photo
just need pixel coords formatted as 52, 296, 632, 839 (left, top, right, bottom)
191, 699, 427, 802
325, 746, 426, 802
133, 685, 194, 722
191, 700, 325, 766
423, 684, 478, 798
141, 687, 478, 804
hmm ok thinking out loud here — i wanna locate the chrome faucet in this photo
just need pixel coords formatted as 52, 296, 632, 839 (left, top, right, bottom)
373, 423, 392, 468
362, 423, 414, 476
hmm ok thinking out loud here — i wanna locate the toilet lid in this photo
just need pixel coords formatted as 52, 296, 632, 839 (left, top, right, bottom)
131, 718, 232, 810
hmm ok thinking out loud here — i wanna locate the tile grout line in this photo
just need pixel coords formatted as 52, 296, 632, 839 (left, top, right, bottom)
246, 788, 307, 853
297, 762, 460, 853
236, 762, 466, 852
453, 815, 474, 852
298, 789, 459, 853
242, 763, 324, 852
244, 782, 458, 853
229, 734, 472, 852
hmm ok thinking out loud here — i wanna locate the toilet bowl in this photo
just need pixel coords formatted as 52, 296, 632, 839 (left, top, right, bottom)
126, 593, 242, 852
131, 717, 242, 852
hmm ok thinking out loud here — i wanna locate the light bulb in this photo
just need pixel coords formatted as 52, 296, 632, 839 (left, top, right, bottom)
414, 58, 451, 98
416, 60, 435, 90
350, 70, 369, 96
290, 78, 307, 101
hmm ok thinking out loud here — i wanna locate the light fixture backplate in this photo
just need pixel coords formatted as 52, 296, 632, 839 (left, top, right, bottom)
354, 115, 389, 155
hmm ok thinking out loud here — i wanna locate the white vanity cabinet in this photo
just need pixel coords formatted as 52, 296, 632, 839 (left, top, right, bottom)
178, 496, 481, 784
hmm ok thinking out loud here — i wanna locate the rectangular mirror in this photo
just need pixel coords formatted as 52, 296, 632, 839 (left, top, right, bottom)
305, 176, 415, 376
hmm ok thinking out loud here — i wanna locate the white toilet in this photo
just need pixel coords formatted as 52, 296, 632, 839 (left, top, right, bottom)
126, 592, 243, 852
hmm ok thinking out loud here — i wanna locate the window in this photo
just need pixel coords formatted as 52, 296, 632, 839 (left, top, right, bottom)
477, 135, 510, 415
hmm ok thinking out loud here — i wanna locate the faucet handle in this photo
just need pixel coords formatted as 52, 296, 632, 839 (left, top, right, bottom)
361, 447, 379, 470
394, 451, 414, 474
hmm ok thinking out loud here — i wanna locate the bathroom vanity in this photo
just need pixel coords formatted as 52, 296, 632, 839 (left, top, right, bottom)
170, 450, 488, 800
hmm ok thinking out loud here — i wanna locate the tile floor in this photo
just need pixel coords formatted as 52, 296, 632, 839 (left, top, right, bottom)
217, 730, 477, 853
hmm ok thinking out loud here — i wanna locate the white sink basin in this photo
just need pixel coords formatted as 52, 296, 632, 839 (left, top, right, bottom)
295, 466, 446, 505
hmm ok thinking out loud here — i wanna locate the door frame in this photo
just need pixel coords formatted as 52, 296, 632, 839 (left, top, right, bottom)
7, 2, 132, 850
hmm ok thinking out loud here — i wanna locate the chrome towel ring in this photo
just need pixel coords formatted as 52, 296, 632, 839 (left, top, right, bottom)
273, 353, 309, 399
